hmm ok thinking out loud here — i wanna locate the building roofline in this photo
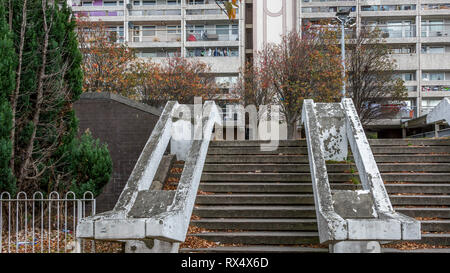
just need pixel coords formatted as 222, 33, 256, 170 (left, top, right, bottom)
79, 92, 162, 116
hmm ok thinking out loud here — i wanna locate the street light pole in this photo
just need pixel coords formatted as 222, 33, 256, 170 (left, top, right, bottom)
340, 20, 346, 98
335, 9, 352, 98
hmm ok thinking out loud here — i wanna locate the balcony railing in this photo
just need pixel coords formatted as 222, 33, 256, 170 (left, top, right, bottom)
129, 9, 181, 16
186, 8, 237, 15
368, 25, 417, 38
131, 33, 182, 43
74, 10, 124, 17
421, 24, 450, 37
186, 28, 239, 42
422, 85, 450, 92
186, 47, 239, 57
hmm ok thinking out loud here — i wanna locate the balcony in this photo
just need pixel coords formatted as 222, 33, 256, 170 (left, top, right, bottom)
129, 28, 182, 48
421, 4, 450, 16
72, 6, 124, 21
185, 7, 235, 20
193, 57, 241, 73
360, 4, 417, 17
186, 26, 239, 40
391, 54, 418, 70
420, 54, 450, 70
128, 7, 182, 22
361, 24, 417, 43
421, 23, 450, 43
421, 84, 450, 96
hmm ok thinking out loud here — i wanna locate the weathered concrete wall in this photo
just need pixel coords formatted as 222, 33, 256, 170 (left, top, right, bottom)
427, 98, 450, 125
74, 92, 161, 212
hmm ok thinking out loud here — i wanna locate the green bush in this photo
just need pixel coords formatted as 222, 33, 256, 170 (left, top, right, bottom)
68, 132, 112, 198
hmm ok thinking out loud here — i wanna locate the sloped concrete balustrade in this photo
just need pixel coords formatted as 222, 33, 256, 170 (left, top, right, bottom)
301, 99, 421, 253
76, 98, 426, 253
76, 101, 222, 252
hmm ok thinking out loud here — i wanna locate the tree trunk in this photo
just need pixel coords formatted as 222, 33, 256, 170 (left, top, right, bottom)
18, 0, 49, 188
9, 0, 27, 173
287, 121, 296, 140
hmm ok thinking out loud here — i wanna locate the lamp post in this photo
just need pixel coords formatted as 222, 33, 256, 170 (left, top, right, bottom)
335, 9, 353, 98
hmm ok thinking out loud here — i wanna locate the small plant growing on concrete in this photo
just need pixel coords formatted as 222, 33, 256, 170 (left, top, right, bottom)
351, 176, 360, 185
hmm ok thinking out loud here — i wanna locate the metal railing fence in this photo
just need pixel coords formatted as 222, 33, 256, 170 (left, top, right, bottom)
0, 191, 95, 253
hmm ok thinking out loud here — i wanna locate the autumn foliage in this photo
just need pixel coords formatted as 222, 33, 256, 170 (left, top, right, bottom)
76, 17, 136, 95
215, 0, 240, 19
128, 57, 219, 107
76, 18, 218, 107
245, 25, 343, 138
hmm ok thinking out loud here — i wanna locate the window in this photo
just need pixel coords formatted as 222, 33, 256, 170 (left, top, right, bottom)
167, 25, 181, 34
422, 46, 445, 54
394, 72, 416, 81
423, 72, 445, 81
81, 1, 93, 6
104, 1, 117, 6
142, 26, 156, 37
143, 1, 156, 5
391, 46, 415, 54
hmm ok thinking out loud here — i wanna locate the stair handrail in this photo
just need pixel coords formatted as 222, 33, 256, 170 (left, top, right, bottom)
301, 100, 348, 242
302, 98, 421, 252
76, 100, 222, 245
341, 98, 421, 240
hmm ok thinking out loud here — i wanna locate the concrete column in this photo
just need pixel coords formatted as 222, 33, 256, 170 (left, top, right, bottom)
125, 239, 180, 253
181, 0, 186, 57
329, 241, 381, 253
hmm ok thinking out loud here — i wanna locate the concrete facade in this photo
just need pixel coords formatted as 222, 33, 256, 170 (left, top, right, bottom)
71, 1, 450, 129
68, 0, 245, 98
297, 0, 450, 125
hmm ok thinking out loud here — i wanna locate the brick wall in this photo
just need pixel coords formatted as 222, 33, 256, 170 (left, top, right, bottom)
74, 93, 161, 212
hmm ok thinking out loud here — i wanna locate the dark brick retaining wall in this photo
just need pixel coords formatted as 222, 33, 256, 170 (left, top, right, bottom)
74, 93, 161, 212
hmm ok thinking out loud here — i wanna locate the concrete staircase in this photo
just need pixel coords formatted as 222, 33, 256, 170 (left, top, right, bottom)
179, 139, 450, 253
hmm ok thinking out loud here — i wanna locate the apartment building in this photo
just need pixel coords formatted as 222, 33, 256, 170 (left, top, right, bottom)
70, 0, 450, 131
68, 0, 246, 103
298, 0, 450, 127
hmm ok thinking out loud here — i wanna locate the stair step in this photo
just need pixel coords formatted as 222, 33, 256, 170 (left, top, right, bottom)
209, 140, 307, 147
180, 246, 327, 253
207, 147, 308, 155
387, 184, 450, 194
390, 195, 450, 206
196, 194, 450, 206
368, 139, 450, 146
395, 207, 450, 219
205, 155, 450, 164
382, 248, 450, 253
199, 183, 314, 193
372, 146, 450, 154
195, 194, 315, 205
205, 155, 310, 164
418, 233, 450, 246
193, 205, 316, 218
422, 220, 450, 232
191, 218, 317, 231
198, 163, 450, 173
199, 183, 450, 194
189, 231, 319, 245
373, 155, 450, 163
200, 173, 450, 182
